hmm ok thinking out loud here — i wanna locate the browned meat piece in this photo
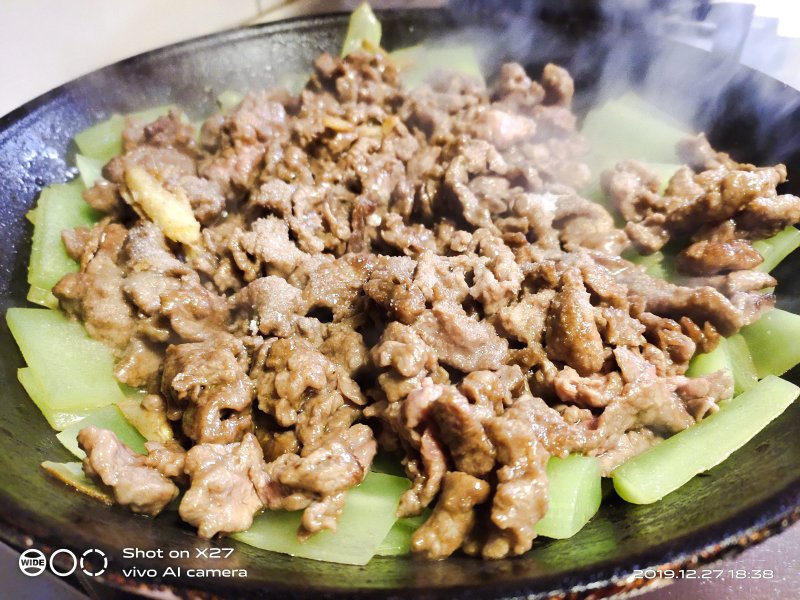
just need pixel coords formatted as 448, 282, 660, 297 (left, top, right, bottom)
251, 336, 337, 427
233, 276, 305, 337
162, 339, 254, 443
83, 181, 124, 216
459, 365, 526, 415
255, 424, 376, 536
600, 254, 773, 336
737, 193, 800, 238
553, 194, 628, 254
144, 440, 186, 479
411, 471, 491, 560
492, 62, 545, 111
399, 426, 448, 518
596, 347, 728, 442
596, 306, 646, 347
497, 290, 555, 346
481, 400, 550, 559
123, 110, 197, 154
430, 386, 495, 477
179, 433, 265, 538
105, 146, 196, 187
364, 256, 426, 325
597, 429, 661, 475
609, 135, 800, 254
677, 239, 764, 275
545, 268, 605, 375
262, 425, 375, 503
229, 217, 306, 282
61, 229, 93, 267
113, 335, 163, 389
541, 63, 574, 107
53, 223, 134, 351
371, 322, 437, 379
179, 175, 226, 225
469, 230, 523, 314
413, 300, 508, 372
78, 427, 178, 516
302, 254, 374, 320
554, 367, 623, 409
672, 369, 734, 420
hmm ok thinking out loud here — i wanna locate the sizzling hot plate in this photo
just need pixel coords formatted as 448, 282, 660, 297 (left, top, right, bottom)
1, 8, 800, 599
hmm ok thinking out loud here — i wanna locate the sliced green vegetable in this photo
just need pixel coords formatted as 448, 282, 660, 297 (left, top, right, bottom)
74, 114, 125, 163
18, 368, 91, 430
391, 45, 483, 90
75, 153, 105, 188
234, 471, 409, 565
116, 392, 174, 443
375, 512, 428, 556
536, 455, 602, 539
341, 2, 382, 57
753, 226, 800, 273
686, 337, 731, 379
741, 308, 800, 378
216, 90, 244, 114
27, 180, 99, 298
582, 93, 691, 170
41, 461, 112, 504
26, 285, 58, 309
57, 404, 146, 459
74, 105, 176, 163
7, 308, 126, 414
25, 208, 36, 224
725, 333, 758, 394
613, 375, 799, 504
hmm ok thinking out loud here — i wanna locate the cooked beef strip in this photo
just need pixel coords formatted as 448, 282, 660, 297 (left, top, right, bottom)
411, 471, 491, 560
180, 433, 265, 538
53, 51, 800, 558
78, 427, 178, 516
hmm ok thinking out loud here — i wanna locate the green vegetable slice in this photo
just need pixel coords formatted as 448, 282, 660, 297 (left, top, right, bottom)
535, 455, 602, 539
686, 337, 731, 379
7, 308, 126, 414
740, 308, 800, 378
612, 375, 799, 504
582, 93, 691, 170
56, 404, 146, 459
74, 105, 176, 163
753, 226, 800, 273
18, 368, 92, 430
26, 286, 58, 309
375, 512, 428, 556
216, 90, 244, 114
27, 180, 99, 302
74, 114, 125, 163
41, 461, 112, 504
116, 392, 174, 443
725, 333, 758, 394
75, 154, 105, 188
341, 2, 382, 57
234, 471, 409, 565
391, 45, 483, 90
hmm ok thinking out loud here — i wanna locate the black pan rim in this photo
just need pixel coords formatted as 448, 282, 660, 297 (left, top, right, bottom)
1, 8, 799, 599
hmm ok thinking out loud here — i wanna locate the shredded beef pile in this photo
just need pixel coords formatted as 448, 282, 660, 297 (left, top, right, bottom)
54, 50, 800, 560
